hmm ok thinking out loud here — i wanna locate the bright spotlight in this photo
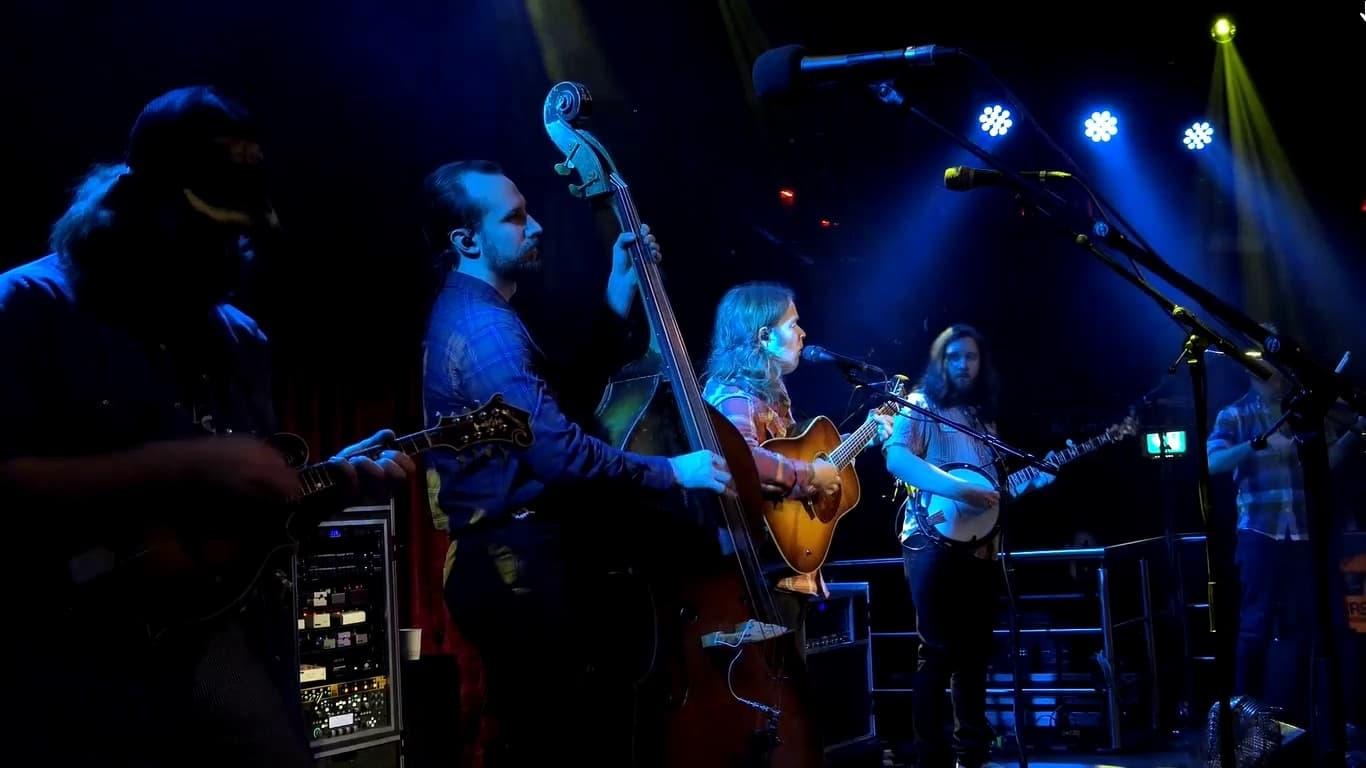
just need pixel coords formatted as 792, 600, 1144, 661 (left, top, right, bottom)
1085, 110, 1119, 143
1184, 121, 1214, 150
978, 104, 1013, 137
1211, 17, 1236, 44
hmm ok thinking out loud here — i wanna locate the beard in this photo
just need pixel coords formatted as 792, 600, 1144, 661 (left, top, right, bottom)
487, 237, 542, 280
74, 198, 247, 319
948, 374, 978, 402
161, 212, 248, 310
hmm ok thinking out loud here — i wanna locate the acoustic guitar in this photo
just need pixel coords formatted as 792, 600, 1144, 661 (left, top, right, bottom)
759, 374, 910, 574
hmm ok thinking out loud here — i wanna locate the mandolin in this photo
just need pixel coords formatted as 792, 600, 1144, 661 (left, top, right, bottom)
64, 394, 532, 639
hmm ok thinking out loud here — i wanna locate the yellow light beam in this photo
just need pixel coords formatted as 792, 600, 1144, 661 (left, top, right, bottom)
1210, 42, 1355, 340
523, 0, 619, 100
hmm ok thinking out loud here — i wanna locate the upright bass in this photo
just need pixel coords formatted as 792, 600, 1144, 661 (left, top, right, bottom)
543, 81, 822, 767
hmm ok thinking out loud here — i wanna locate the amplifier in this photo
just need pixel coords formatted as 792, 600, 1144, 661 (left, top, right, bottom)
302, 675, 391, 741
806, 582, 875, 750
806, 580, 869, 650
294, 505, 403, 759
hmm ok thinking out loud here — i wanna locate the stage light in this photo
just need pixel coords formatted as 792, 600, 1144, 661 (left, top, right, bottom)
1211, 17, 1236, 44
1145, 431, 1187, 458
1184, 121, 1214, 150
818, 218, 838, 229
778, 188, 795, 201
978, 104, 1013, 137
1085, 110, 1119, 142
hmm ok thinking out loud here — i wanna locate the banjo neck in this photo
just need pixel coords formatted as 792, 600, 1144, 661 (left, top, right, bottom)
1004, 428, 1120, 497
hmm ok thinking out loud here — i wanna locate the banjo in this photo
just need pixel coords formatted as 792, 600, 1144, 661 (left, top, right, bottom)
909, 411, 1137, 548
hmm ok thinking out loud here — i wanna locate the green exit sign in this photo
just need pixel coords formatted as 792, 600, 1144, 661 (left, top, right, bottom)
1145, 430, 1187, 457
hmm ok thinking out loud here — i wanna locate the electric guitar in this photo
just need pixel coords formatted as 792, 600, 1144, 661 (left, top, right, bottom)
65, 394, 532, 638
911, 410, 1138, 548
759, 375, 910, 573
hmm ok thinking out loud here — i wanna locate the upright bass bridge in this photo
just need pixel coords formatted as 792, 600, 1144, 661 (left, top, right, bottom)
699, 619, 792, 649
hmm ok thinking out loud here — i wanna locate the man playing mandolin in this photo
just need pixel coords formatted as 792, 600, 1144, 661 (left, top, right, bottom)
419, 159, 730, 767
0, 86, 415, 766
883, 324, 1040, 768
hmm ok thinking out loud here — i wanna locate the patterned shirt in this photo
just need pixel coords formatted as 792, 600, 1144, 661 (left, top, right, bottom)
884, 391, 1001, 555
702, 378, 825, 597
1207, 389, 1309, 540
421, 271, 675, 535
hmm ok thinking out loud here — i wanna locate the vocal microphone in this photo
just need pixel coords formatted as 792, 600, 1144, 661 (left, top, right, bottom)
753, 43, 956, 99
943, 166, 1072, 192
801, 345, 885, 375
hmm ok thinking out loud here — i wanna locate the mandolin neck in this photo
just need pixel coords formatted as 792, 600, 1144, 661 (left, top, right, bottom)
293, 427, 436, 499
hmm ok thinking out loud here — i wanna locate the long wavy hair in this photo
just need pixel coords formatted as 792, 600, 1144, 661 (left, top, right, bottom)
49, 163, 130, 268
703, 281, 795, 408
919, 323, 1000, 421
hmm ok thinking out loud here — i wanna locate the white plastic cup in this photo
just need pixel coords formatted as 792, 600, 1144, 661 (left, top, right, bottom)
400, 628, 422, 661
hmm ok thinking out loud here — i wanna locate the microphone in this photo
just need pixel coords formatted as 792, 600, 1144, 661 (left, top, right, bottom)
943, 166, 1072, 192
753, 43, 955, 99
801, 345, 885, 376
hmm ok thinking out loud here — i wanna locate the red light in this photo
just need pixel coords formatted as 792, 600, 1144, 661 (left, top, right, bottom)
778, 188, 796, 203
1360, 199, 1366, 213
818, 218, 836, 229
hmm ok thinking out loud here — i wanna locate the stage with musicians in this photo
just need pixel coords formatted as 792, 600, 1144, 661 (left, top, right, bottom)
5, 2, 1364, 767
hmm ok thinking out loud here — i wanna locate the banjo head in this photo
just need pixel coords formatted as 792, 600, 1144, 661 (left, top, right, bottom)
918, 462, 1000, 545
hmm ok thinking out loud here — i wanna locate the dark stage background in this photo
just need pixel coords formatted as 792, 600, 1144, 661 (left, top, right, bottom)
7, 2, 1365, 745
9, 0, 1363, 546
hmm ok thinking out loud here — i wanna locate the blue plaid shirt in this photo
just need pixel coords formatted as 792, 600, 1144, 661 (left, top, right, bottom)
1208, 389, 1306, 540
421, 271, 674, 535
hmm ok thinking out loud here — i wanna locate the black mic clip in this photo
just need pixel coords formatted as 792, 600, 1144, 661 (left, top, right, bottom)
801, 345, 887, 385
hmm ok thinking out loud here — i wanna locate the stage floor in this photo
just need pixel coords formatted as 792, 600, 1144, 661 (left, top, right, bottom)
874, 748, 1201, 768
877, 745, 1366, 768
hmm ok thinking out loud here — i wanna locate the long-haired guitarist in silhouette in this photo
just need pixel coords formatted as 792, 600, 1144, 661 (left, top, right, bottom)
0, 86, 414, 767
419, 159, 729, 767
882, 324, 1027, 768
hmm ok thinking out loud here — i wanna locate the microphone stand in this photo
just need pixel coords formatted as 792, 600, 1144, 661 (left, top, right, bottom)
868, 76, 1363, 768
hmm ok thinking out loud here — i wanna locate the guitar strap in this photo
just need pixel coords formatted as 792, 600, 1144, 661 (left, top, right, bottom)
174, 309, 268, 439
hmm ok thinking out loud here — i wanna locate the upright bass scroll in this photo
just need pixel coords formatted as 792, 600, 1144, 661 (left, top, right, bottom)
542, 81, 823, 767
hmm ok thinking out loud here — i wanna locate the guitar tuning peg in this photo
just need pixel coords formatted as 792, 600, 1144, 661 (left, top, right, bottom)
568, 182, 586, 197
554, 161, 574, 176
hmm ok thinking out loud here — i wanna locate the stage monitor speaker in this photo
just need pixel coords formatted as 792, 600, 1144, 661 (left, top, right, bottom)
806, 582, 875, 751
